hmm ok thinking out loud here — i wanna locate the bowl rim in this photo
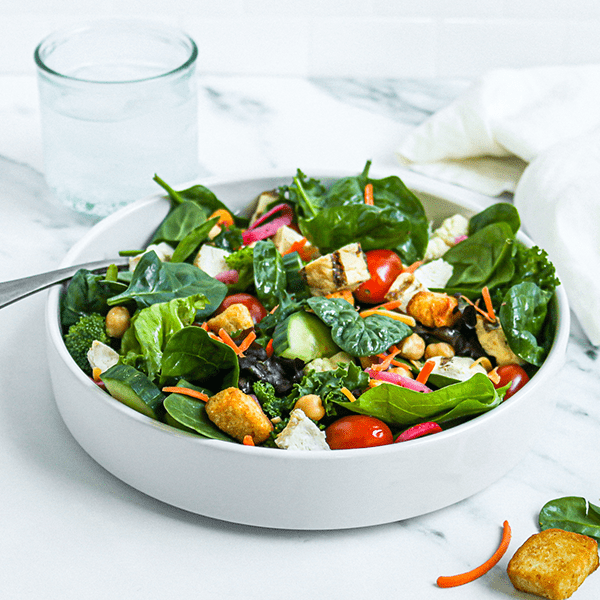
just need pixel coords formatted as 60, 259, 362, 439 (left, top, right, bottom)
45, 167, 571, 460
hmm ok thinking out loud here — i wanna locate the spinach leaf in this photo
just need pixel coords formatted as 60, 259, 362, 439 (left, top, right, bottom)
61, 268, 115, 328
153, 174, 249, 227
334, 372, 504, 426
120, 295, 206, 381
170, 216, 219, 263
280, 169, 328, 218
106, 251, 227, 319
160, 326, 240, 390
500, 282, 552, 366
307, 297, 412, 357
253, 240, 287, 310
539, 497, 600, 542
442, 222, 516, 298
151, 201, 208, 246
469, 203, 520, 236
163, 380, 234, 441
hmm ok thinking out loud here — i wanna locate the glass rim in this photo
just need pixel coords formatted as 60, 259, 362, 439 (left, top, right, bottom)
34, 18, 198, 85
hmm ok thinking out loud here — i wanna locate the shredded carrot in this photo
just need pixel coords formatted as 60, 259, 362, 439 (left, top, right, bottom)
238, 330, 257, 353
373, 299, 403, 311
208, 208, 235, 228
269, 304, 279, 315
326, 290, 355, 305
416, 359, 436, 384
390, 359, 411, 371
92, 367, 102, 382
371, 346, 402, 372
161, 386, 210, 402
200, 321, 208, 330
265, 338, 274, 358
218, 328, 244, 356
359, 308, 416, 327
242, 434, 255, 446
283, 237, 308, 256
436, 521, 512, 588
208, 331, 222, 342
364, 183, 374, 205
461, 294, 494, 322
403, 260, 423, 274
481, 286, 497, 322
340, 387, 357, 402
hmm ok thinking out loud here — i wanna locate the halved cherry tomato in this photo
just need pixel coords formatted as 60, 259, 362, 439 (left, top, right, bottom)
325, 415, 394, 450
354, 249, 403, 305
216, 293, 267, 324
493, 364, 530, 400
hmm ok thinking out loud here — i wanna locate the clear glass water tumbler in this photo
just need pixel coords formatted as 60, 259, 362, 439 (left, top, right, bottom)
35, 19, 199, 217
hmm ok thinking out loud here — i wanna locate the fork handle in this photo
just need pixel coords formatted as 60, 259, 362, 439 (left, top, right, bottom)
0, 259, 122, 310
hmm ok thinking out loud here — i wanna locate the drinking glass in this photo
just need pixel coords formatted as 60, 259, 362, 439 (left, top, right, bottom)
35, 19, 199, 217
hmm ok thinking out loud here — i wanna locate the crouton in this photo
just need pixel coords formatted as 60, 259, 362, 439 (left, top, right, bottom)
206, 304, 254, 335
205, 387, 273, 444
507, 528, 599, 600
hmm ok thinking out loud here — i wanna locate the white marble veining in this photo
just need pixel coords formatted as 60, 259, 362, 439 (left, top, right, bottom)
0, 74, 599, 600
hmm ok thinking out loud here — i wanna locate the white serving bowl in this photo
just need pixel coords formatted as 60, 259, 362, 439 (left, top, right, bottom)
45, 168, 570, 530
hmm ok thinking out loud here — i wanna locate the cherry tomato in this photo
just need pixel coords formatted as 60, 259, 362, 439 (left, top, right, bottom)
354, 249, 403, 304
493, 364, 530, 400
325, 415, 394, 450
216, 293, 268, 324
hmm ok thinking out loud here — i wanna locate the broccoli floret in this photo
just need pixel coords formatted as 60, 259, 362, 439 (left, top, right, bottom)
64, 313, 110, 375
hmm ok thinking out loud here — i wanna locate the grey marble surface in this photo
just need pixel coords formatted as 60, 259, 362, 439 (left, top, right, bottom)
0, 74, 598, 599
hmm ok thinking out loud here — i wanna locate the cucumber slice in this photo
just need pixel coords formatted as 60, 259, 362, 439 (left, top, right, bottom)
101, 364, 165, 419
282, 251, 310, 297
273, 311, 339, 362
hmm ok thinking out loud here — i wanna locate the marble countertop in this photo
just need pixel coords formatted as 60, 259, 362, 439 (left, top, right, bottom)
1, 74, 598, 600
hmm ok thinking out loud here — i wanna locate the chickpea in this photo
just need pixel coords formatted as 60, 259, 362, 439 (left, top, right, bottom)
105, 306, 131, 339
424, 342, 455, 359
398, 333, 426, 361
388, 366, 414, 379
294, 394, 325, 421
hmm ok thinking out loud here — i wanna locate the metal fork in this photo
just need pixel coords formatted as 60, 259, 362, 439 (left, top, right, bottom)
0, 258, 125, 310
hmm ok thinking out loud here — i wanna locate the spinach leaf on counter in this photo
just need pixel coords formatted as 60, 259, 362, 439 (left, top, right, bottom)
160, 326, 239, 390
307, 297, 412, 357
539, 497, 600, 542
107, 251, 227, 319
500, 282, 552, 366
120, 295, 206, 381
252, 240, 287, 310
333, 372, 505, 427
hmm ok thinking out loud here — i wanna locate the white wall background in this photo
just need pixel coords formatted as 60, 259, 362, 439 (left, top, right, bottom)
3, 0, 600, 78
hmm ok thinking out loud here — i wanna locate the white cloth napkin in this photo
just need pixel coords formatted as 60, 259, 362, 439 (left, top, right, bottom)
396, 65, 600, 345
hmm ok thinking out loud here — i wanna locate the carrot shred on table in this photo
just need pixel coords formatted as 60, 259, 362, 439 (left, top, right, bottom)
218, 328, 244, 356
481, 286, 497, 322
237, 330, 257, 353
436, 521, 512, 588
161, 386, 210, 403
364, 183, 374, 205
265, 338, 274, 358
403, 260, 423, 274
415, 359, 436, 384
371, 346, 402, 372
242, 434, 255, 446
340, 387, 357, 402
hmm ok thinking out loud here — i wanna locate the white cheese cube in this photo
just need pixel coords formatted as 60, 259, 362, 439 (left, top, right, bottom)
414, 259, 454, 289
87, 340, 120, 373
304, 351, 354, 374
272, 225, 306, 255
275, 409, 331, 451
434, 214, 469, 246
429, 356, 487, 381
128, 242, 175, 271
423, 236, 452, 261
193, 245, 231, 278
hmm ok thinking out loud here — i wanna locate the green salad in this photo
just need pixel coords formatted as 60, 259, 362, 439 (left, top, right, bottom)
60, 162, 560, 450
